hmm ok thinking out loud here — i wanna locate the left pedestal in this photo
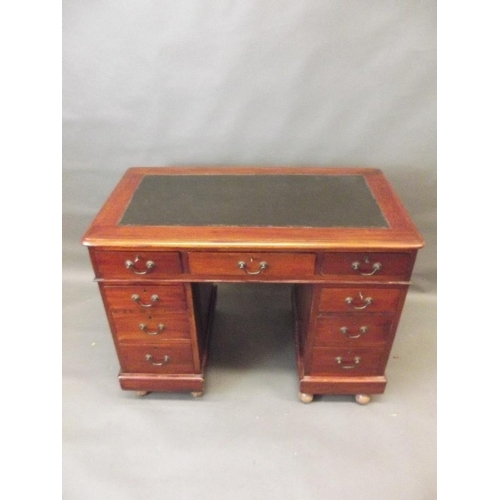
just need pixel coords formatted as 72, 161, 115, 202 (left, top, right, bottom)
89, 249, 216, 395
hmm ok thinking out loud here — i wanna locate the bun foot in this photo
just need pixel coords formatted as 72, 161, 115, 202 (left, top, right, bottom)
136, 391, 150, 397
299, 392, 314, 404
355, 394, 371, 405
191, 391, 203, 398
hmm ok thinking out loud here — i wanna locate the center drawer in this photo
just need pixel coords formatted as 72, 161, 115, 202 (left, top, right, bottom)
188, 252, 316, 278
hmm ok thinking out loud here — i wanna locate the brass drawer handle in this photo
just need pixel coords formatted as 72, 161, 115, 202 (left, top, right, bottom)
131, 294, 159, 307
335, 356, 360, 369
145, 354, 170, 366
139, 323, 165, 335
352, 261, 381, 276
340, 326, 368, 339
345, 292, 373, 310
238, 260, 268, 275
125, 256, 156, 275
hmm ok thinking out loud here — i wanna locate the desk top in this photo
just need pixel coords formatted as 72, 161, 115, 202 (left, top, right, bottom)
82, 167, 424, 250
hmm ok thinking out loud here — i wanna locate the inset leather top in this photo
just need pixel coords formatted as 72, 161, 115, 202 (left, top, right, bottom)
82, 167, 425, 250
119, 175, 388, 228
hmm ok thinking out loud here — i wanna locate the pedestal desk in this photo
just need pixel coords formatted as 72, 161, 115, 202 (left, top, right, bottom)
82, 167, 424, 404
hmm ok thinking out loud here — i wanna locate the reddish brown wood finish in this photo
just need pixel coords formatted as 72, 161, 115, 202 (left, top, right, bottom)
92, 250, 183, 279
188, 252, 316, 278
118, 343, 196, 374
304, 285, 408, 375
314, 315, 394, 346
321, 251, 414, 281
309, 347, 386, 376
108, 312, 191, 342
318, 286, 404, 313
299, 376, 387, 395
119, 373, 204, 393
84, 167, 424, 400
101, 284, 187, 310
293, 307, 388, 394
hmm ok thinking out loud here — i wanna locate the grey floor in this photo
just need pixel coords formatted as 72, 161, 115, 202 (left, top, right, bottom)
63, 249, 436, 500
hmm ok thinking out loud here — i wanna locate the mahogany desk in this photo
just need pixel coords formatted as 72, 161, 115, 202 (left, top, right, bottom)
82, 167, 424, 404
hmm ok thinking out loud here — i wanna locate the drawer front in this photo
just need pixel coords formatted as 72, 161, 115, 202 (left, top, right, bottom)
315, 315, 393, 346
309, 347, 386, 376
118, 343, 196, 374
321, 252, 412, 281
93, 251, 182, 279
319, 287, 402, 313
102, 285, 187, 312
110, 311, 191, 342
188, 252, 316, 278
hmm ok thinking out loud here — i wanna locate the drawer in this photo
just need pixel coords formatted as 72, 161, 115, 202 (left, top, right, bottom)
93, 250, 182, 279
321, 252, 412, 281
110, 310, 191, 342
101, 285, 187, 312
118, 343, 196, 374
315, 315, 393, 346
188, 252, 316, 278
318, 287, 402, 313
309, 347, 386, 376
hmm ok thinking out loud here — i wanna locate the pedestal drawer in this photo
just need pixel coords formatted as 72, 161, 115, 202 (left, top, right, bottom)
118, 343, 196, 374
309, 347, 386, 376
321, 252, 412, 281
101, 285, 187, 312
188, 252, 316, 278
93, 250, 182, 279
110, 311, 191, 342
319, 287, 402, 313
315, 315, 393, 346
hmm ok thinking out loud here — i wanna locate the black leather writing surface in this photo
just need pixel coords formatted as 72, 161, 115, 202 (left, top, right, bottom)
119, 175, 388, 228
